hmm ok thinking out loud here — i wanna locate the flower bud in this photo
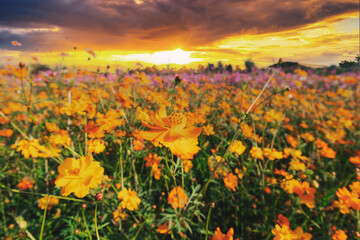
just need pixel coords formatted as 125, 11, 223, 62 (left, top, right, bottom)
174, 75, 183, 85
19, 62, 25, 69
48, 178, 56, 188
95, 193, 104, 201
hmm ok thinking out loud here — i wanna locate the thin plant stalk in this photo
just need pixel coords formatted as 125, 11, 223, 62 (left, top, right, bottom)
204, 206, 212, 240
39, 195, 50, 240
82, 208, 93, 240
119, 142, 124, 190
95, 202, 100, 240
0, 189, 8, 235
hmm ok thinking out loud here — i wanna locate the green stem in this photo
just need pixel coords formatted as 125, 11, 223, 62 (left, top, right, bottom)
357, 210, 360, 240
204, 207, 212, 240
181, 158, 184, 189
119, 142, 124, 190
0, 189, 8, 235
95, 202, 100, 240
165, 152, 177, 188
0, 185, 88, 203
82, 208, 93, 240
169, 85, 177, 115
39, 195, 50, 240
299, 204, 320, 229
134, 221, 146, 240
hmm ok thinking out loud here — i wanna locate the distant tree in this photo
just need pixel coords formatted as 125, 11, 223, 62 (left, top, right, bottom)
30, 64, 51, 74
206, 63, 215, 73
197, 64, 205, 72
225, 64, 233, 73
217, 61, 224, 73
245, 59, 256, 72
339, 55, 359, 70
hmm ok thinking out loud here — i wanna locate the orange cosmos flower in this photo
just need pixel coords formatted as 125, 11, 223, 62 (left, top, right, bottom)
286, 135, 298, 148
203, 124, 215, 135
271, 224, 294, 240
182, 159, 193, 173
117, 187, 141, 211
151, 163, 162, 180
334, 182, 360, 214
263, 109, 283, 123
38, 196, 59, 210
332, 229, 347, 240
224, 173, 238, 191
59, 52, 69, 57
350, 156, 360, 167
83, 121, 105, 139
293, 181, 316, 208
263, 148, 283, 160
55, 155, 104, 198
133, 139, 144, 151
11, 41, 22, 46
276, 214, 290, 226
211, 227, 234, 240
320, 146, 336, 159
87, 139, 106, 154
208, 155, 229, 179
250, 146, 264, 160
112, 205, 127, 222
45, 122, 60, 133
144, 153, 161, 167
85, 48, 96, 58
14, 139, 44, 159
0, 129, 14, 137
292, 226, 312, 240
49, 130, 71, 146
17, 178, 34, 190
140, 108, 202, 159
229, 140, 246, 155
156, 221, 170, 234
235, 167, 246, 179
168, 187, 188, 209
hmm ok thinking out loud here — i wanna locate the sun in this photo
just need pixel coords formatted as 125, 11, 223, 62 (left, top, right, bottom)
112, 49, 202, 65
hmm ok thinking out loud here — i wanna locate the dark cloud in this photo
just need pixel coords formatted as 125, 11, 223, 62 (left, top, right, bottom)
0, 0, 357, 51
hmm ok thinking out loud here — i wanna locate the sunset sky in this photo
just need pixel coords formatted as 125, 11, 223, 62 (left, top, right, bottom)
0, 0, 358, 69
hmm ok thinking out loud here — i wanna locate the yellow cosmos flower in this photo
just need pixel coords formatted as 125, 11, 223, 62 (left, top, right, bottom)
229, 140, 246, 155
211, 227, 234, 240
117, 187, 141, 211
38, 196, 59, 210
55, 155, 104, 198
14, 139, 42, 159
224, 173, 238, 192
140, 108, 202, 159
168, 186, 188, 209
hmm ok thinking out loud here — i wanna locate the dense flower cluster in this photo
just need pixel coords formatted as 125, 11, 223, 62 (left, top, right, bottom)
0, 63, 359, 239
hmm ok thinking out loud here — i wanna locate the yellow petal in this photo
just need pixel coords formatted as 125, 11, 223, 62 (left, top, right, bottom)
74, 183, 89, 198
58, 158, 78, 175
55, 175, 73, 187
62, 178, 81, 196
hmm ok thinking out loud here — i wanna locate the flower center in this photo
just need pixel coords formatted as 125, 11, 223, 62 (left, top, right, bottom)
167, 113, 185, 127
73, 168, 80, 175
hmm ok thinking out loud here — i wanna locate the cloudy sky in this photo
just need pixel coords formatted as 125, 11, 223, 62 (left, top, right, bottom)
0, 0, 358, 68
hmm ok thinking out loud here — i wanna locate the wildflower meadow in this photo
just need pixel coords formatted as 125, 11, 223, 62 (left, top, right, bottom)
0, 62, 359, 240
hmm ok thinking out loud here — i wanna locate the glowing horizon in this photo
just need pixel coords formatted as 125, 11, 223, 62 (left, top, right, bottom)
0, 0, 358, 69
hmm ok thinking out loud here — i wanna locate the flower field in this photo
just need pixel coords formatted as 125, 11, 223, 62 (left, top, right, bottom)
0, 64, 359, 240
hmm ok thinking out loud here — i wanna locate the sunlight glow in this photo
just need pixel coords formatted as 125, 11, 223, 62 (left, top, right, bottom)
111, 49, 203, 65
0, 26, 59, 34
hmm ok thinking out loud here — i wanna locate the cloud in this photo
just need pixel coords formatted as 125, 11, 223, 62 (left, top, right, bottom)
0, 0, 357, 51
